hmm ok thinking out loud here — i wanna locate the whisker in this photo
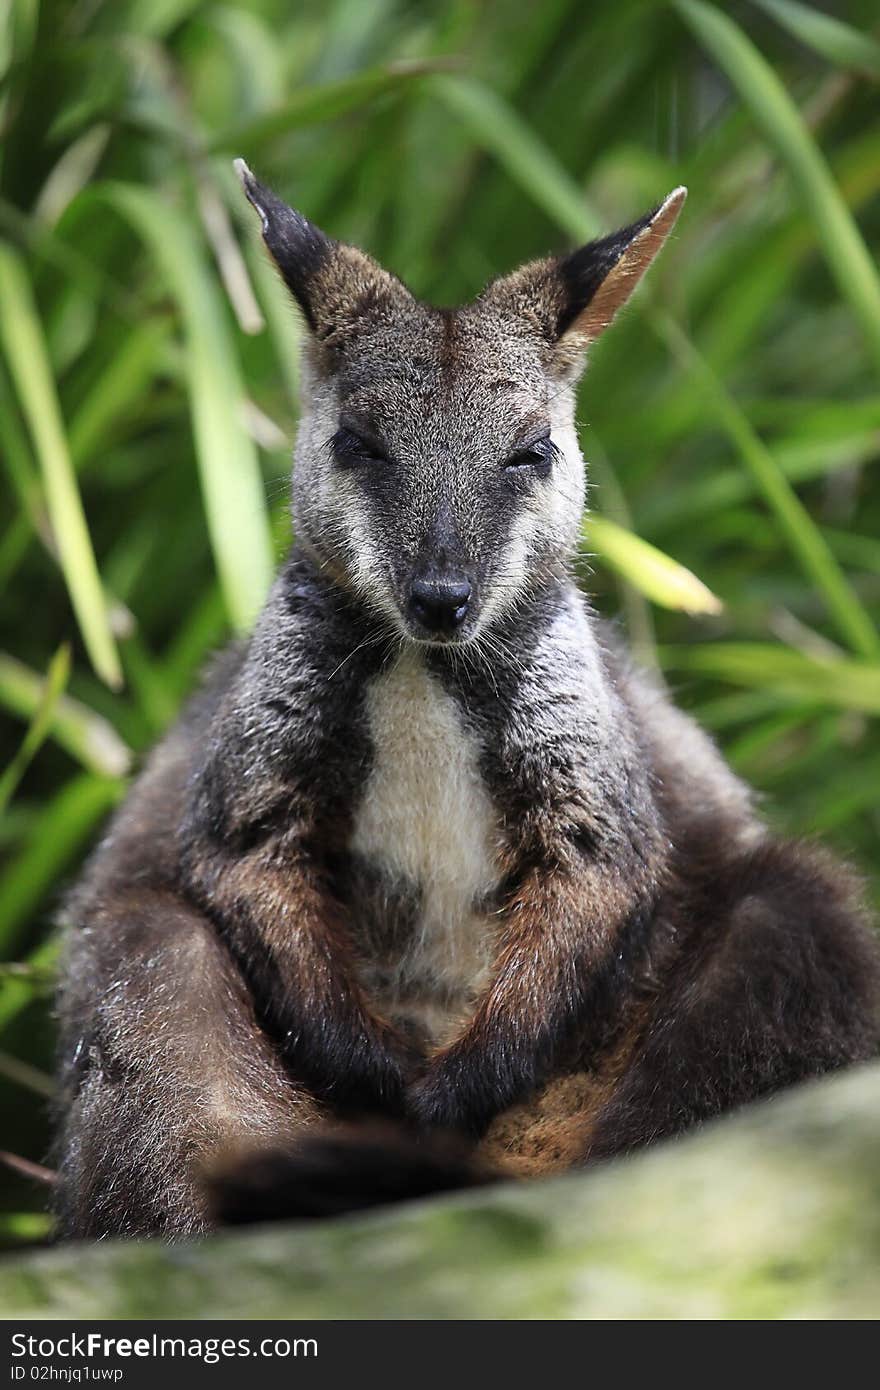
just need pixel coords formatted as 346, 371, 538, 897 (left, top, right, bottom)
326, 626, 387, 681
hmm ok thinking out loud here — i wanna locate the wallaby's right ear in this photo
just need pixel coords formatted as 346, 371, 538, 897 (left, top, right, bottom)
481, 186, 686, 375
235, 159, 413, 343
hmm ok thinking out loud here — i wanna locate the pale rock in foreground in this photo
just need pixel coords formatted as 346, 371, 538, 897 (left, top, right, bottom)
2, 1061, 879, 1319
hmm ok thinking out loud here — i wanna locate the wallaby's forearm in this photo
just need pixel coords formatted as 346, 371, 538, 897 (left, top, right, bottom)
183, 840, 422, 1114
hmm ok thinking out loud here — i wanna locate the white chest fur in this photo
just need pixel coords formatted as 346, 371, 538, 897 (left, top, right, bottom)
350, 649, 501, 1042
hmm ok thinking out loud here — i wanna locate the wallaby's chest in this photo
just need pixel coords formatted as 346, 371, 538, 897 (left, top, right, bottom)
348, 652, 502, 1046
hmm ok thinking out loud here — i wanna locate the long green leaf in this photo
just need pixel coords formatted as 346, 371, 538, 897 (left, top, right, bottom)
430, 74, 602, 242
94, 184, 273, 630
806, 753, 880, 833
0, 941, 57, 1037
643, 425, 880, 531
0, 246, 122, 688
655, 312, 880, 659
675, 0, 880, 374
212, 61, 440, 153
0, 366, 51, 544
0, 651, 132, 779
67, 318, 173, 466
750, 0, 880, 80
0, 775, 121, 955
0, 516, 30, 590
0, 1213, 53, 1244
660, 643, 880, 715
0, 645, 71, 814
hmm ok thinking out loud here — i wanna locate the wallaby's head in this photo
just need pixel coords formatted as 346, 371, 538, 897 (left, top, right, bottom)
237, 160, 684, 646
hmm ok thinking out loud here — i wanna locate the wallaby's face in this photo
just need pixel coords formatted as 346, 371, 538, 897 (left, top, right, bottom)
293, 299, 585, 644
238, 162, 685, 645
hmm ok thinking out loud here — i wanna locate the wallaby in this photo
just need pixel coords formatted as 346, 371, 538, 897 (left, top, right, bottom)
54, 164, 880, 1238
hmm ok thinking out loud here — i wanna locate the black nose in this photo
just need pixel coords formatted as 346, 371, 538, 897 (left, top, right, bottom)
408, 576, 472, 634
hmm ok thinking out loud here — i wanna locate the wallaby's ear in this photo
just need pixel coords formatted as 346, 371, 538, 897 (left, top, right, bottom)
235, 158, 413, 342
235, 158, 334, 332
557, 186, 686, 347
483, 187, 686, 370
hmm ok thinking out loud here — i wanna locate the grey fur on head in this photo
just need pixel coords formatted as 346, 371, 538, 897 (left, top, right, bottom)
237, 159, 685, 646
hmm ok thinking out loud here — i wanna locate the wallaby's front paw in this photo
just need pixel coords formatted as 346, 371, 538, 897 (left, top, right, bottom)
406, 1054, 496, 1138
285, 1017, 423, 1118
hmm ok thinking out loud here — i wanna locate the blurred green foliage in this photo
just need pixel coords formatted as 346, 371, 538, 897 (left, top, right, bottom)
1, 0, 879, 1242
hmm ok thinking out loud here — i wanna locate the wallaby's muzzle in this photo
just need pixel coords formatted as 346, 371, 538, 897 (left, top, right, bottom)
407, 574, 472, 638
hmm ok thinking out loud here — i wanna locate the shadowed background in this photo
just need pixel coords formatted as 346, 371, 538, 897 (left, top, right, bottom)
1, 0, 879, 1247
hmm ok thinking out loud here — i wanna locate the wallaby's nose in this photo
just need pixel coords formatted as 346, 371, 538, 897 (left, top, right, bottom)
408, 576, 472, 635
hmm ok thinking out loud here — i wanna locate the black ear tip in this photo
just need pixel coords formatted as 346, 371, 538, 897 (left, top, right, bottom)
233, 159, 326, 250
231, 161, 336, 327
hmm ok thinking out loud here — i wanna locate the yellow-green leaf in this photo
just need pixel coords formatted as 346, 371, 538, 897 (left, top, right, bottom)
587, 514, 723, 615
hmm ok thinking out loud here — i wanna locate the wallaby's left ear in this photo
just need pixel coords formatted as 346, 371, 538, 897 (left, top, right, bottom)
555, 186, 686, 347
482, 186, 686, 368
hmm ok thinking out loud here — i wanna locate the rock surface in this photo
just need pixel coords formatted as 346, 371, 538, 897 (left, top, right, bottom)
2, 1062, 879, 1319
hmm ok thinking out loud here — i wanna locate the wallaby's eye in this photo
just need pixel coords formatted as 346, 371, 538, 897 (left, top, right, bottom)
503, 434, 555, 477
331, 427, 388, 467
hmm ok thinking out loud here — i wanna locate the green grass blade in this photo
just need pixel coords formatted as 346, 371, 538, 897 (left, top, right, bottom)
67, 318, 173, 466
95, 184, 274, 631
0, 516, 31, 590
805, 752, 880, 833
0, 775, 122, 956
659, 642, 880, 715
655, 312, 880, 659
675, 0, 880, 374
0, 651, 132, 779
0, 366, 51, 543
212, 61, 440, 154
0, 1213, 53, 1245
587, 514, 722, 615
0, 246, 122, 688
750, 0, 880, 80
0, 645, 70, 814
643, 425, 880, 531
430, 74, 601, 242
161, 586, 227, 703
0, 1049, 53, 1098
695, 690, 807, 732
823, 529, 880, 577
0, 941, 57, 1037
